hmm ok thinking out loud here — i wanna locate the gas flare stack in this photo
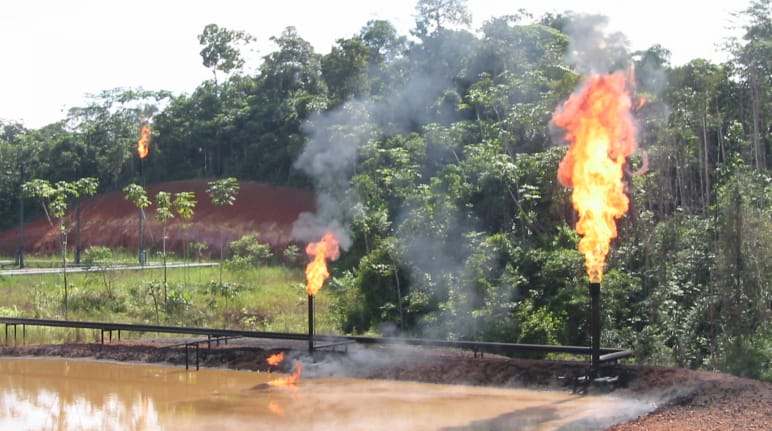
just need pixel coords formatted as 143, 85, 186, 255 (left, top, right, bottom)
304, 231, 340, 353
308, 293, 314, 352
589, 281, 601, 374
136, 123, 150, 266
553, 71, 640, 392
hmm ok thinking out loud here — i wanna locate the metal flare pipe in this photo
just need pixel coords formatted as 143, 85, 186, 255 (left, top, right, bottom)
590, 281, 601, 374
308, 294, 314, 352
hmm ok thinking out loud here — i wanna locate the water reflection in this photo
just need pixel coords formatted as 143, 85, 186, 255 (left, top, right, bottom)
0, 358, 653, 430
1, 389, 159, 430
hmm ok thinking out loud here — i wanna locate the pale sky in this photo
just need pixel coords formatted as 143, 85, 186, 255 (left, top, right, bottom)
0, 0, 748, 129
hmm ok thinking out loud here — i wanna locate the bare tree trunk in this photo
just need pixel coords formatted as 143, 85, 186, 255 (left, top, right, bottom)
749, 70, 766, 170
61, 227, 69, 320
75, 201, 82, 265
162, 224, 168, 312
394, 267, 404, 330
702, 109, 711, 212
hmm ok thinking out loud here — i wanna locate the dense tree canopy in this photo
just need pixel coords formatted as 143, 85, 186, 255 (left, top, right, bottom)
0, 1, 769, 380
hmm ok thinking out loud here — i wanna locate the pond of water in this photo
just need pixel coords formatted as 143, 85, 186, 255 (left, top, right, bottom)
0, 358, 653, 430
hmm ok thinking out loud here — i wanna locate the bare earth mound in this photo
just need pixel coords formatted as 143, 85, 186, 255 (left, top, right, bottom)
0, 342, 769, 430
0, 180, 315, 257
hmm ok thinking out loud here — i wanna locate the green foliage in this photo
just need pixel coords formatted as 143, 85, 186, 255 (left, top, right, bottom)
226, 233, 274, 269
282, 244, 300, 264
0, 263, 312, 330
721, 331, 772, 382
122, 183, 150, 208
206, 177, 240, 207
173, 192, 197, 220
198, 24, 255, 83
82, 245, 116, 295
82, 245, 113, 266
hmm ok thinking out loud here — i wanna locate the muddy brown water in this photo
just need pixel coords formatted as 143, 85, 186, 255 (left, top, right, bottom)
0, 358, 654, 430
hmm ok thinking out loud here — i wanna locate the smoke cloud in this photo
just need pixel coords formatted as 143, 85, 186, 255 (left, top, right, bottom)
291, 30, 516, 337
292, 100, 373, 249
563, 13, 630, 74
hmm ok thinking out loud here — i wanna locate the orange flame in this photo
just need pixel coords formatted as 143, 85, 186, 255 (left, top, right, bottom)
267, 352, 285, 368
635, 96, 647, 110
304, 231, 340, 296
268, 361, 303, 387
553, 71, 638, 283
137, 124, 151, 159
267, 400, 285, 416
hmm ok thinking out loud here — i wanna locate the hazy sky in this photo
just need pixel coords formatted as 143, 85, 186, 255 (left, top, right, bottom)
0, 0, 749, 128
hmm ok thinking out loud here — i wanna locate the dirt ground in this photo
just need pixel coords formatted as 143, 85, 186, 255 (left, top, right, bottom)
0, 341, 769, 430
0, 179, 315, 257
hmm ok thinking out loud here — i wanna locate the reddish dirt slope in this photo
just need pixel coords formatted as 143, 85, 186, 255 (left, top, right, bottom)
0, 180, 316, 257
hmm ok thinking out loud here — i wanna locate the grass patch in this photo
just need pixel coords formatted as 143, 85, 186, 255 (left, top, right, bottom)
0, 255, 339, 341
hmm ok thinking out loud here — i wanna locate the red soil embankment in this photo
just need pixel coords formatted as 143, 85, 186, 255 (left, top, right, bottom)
0, 180, 316, 258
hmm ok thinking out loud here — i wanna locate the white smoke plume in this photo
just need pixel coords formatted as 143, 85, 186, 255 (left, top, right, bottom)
563, 13, 631, 74
292, 100, 373, 249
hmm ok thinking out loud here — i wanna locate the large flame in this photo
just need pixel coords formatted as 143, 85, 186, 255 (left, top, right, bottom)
553, 71, 637, 283
137, 124, 151, 159
304, 231, 340, 296
267, 361, 303, 387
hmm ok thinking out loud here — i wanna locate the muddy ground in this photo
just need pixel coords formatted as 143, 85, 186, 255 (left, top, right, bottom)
0, 341, 768, 430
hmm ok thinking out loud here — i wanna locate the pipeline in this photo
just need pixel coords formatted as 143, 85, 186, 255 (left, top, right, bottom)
0, 316, 631, 362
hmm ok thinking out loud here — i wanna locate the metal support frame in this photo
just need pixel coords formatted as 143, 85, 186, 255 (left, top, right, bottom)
0, 316, 630, 360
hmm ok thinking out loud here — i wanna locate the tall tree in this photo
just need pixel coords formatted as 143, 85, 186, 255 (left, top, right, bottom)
359, 20, 409, 97
252, 27, 327, 184
414, 0, 472, 36
322, 37, 371, 107
206, 177, 240, 283
155, 190, 197, 306
22, 177, 98, 319
198, 24, 255, 85
728, 0, 771, 171
123, 183, 151, 265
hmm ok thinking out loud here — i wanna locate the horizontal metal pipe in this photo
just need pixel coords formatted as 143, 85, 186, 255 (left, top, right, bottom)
0, 317, 626, 357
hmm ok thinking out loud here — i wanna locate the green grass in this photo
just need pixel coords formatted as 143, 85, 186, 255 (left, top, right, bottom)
0, 255, 339, 341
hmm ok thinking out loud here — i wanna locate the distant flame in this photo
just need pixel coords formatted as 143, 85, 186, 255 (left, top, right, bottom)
267, 352, 285, 368
305, 231, 340, 296
554, 71, 638, 283
268, 361, 303, 387
137, 124, 151, 159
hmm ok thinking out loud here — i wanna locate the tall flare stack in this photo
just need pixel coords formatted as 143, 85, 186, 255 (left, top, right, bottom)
552, 71, 639, 372
136, 123, 151, 266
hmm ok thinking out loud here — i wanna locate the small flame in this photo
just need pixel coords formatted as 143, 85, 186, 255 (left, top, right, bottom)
137, 124, 151, 159
267, 400, 284, 416
554, 71, 638, 283
268, 361, 303, 387
635, 96, 647, 110
267, 352, 285, 368
304, 231, 340, 296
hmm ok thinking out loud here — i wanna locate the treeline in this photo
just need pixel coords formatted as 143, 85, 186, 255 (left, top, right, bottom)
0, 0, 769, 379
